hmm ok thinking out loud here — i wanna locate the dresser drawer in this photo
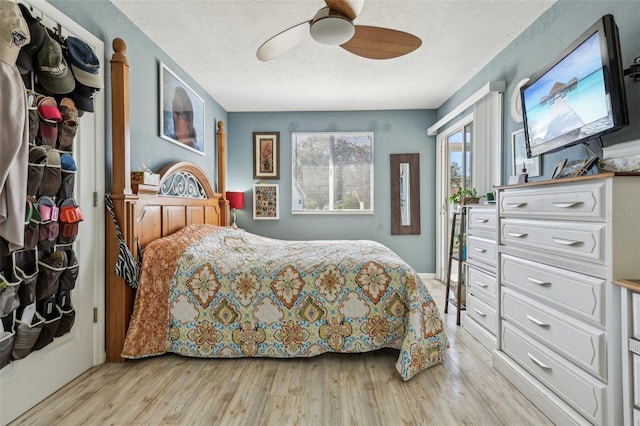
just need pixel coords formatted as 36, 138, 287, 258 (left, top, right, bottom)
467, 294, 497, 334
501, 218, 605, 264
467, 207, 496, 232
467, 265, 497, 307
500, 181, 606, 220
501, 254, 605, 325
502, 288, 606, 379
467, 236, 497, 267
501, 321, 606, 425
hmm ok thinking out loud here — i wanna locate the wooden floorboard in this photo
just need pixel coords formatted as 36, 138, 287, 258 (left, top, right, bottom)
10, 280, 552, 425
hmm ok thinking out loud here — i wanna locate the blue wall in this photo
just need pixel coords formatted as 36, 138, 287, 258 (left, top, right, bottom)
227, 111, 437, 273
46, 0, 640, 274
48, 0, 227, 189
438, 0, 640, 183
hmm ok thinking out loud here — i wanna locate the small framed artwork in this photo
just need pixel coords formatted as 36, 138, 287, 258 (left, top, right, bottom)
253, 132, 280, 179
160, 63, 205, 155
551, 159, 567, 179
512, 129, 541, 177
253, 184, 279, 220
554, 156, 598, 179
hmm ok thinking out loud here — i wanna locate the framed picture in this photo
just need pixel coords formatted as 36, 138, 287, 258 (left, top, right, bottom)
160, 63, 205, 155
253, 184, 279, 220
554, 156, 598, 179
551, 159, 567, 179
512, 129, 541, 177
253, 132, 280, 179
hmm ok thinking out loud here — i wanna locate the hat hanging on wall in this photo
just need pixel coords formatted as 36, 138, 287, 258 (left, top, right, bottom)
0, 0, 30, 66
16, 3, 45, 74
36, 30, 75, 94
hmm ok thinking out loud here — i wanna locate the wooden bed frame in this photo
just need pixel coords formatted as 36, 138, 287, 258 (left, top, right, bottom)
105, 38, 228, 362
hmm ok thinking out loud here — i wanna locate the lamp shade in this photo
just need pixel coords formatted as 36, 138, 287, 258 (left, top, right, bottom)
226, 191, 245, 209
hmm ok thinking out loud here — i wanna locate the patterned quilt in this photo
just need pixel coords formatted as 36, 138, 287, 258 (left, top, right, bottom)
122, 224, 447, 380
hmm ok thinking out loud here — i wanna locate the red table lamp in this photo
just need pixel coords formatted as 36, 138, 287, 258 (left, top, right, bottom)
226, 191, 245, 228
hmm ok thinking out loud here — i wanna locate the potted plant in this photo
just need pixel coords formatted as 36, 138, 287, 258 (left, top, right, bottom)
448, 187, 480, 206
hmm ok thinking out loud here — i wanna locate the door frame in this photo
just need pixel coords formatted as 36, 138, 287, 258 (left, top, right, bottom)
435, 113, 473, 282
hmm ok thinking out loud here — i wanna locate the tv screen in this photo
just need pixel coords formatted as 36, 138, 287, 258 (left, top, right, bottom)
521, 14, 628, 157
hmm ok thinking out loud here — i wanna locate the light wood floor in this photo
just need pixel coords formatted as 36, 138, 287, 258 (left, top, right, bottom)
11, 280, 551, 425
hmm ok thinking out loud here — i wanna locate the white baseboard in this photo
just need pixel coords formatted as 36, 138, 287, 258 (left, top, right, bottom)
418, 273, 436, 280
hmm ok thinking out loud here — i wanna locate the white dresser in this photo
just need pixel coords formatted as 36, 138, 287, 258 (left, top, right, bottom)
615, 279, 640, 426
464, 204, 498, 350
494, 173, 640, 426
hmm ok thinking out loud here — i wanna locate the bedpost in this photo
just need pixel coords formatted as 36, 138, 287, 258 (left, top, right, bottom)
106, 38, 136, 362
110, 38, 132, 196
217, 121, 229, 225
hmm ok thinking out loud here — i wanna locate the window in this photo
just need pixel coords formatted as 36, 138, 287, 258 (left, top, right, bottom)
292, 132, 374, 214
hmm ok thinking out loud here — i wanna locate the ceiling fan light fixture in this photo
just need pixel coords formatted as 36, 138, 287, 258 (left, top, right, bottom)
310, 7, 355, 45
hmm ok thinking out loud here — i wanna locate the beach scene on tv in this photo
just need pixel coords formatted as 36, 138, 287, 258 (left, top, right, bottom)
523, 32, 612, 151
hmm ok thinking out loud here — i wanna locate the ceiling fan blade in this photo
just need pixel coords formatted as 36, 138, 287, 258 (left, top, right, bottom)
257, 21, 310, 62
341, 25, 422, 60
324, 0, 364, 21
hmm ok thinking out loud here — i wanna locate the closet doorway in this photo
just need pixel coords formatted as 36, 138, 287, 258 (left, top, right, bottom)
0, 1, 105, 424
435, 114, 473, 282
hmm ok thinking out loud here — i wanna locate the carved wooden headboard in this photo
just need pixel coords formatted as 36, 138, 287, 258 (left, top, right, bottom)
105, 38, 228, 362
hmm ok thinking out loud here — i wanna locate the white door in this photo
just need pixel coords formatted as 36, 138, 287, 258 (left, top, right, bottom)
0, 1, 105, 424
435, 115, 473, 282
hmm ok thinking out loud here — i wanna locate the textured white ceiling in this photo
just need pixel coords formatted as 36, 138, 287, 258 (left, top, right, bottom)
111, 0, 555, 112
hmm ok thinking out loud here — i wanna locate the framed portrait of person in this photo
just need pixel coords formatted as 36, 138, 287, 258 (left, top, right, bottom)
160, 63, 205, 155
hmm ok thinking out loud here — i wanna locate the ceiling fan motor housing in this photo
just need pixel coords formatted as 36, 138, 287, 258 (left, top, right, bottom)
310, 7, 355, 45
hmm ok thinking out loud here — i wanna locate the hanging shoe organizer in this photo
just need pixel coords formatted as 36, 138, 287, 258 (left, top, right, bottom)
0, 1, 95, 369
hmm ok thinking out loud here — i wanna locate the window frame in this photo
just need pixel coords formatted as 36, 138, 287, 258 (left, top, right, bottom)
291, 131, 374, 215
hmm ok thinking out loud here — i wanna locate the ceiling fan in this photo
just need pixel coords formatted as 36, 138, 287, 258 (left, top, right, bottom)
256, 0, 422, 61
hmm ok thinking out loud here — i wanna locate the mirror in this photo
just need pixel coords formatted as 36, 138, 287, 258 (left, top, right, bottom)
399, 163, 411, 226
390, 153, 420, 235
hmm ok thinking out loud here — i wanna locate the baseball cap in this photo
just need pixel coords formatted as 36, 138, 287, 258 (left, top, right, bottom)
36, 30, 75, 94
0, 0, 30, 66
37, 96, 62, 123
66, 36, 103, 88
16, 3, 45, 74
70, 79, 100, 113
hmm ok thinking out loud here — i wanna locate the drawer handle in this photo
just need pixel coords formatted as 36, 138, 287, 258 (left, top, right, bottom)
506, 202, 527, 208
551, 201, 583, 208
475, 218, 489, 223
527, 352, 552, 370
527, 277, 551, 286
526, 314, 550, 327
508, 232, 527, 238
475, 281, 488, 288
552, 237, 582, 246
474, 248, 487, 253
473, 308, 487, 317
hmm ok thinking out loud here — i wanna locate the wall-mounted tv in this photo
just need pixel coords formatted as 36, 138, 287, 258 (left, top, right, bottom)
521, 14, 629, 157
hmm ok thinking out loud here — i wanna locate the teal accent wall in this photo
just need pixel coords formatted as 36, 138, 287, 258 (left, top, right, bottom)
227, 111, 437, 273
48, 0, 227, 190
46, 1, 640, 273
438, 1, 640, 183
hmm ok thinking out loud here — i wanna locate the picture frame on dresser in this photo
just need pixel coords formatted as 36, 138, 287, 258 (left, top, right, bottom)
550, 158, 567, 179
512, 129, 541, 177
